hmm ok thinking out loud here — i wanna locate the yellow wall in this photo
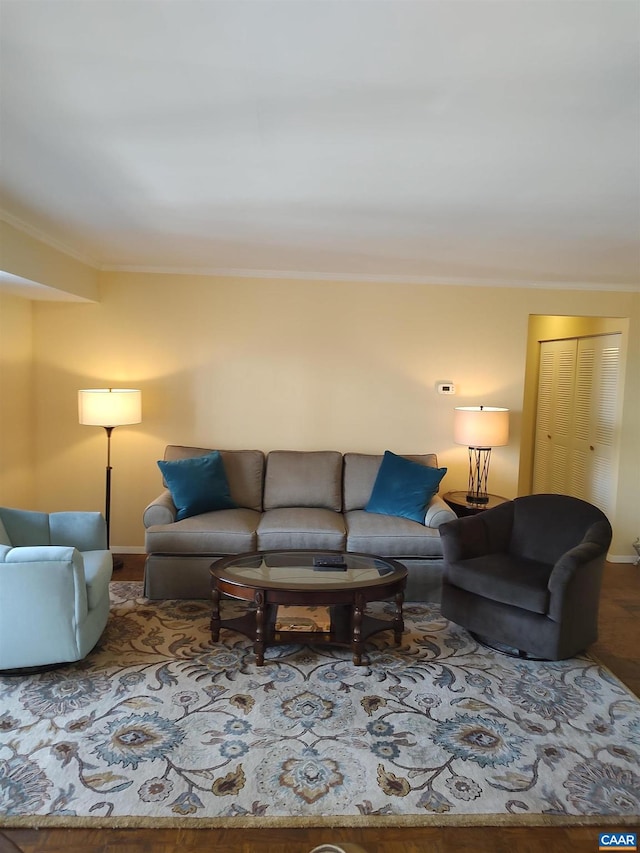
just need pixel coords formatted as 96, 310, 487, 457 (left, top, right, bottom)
0, 292, 35, 507
22, 270, 638, 558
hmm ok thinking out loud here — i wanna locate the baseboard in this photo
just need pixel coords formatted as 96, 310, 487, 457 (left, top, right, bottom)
607, 554, 639, 564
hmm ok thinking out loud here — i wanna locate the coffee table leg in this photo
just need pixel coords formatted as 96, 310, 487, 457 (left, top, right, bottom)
211, 585, 221, 642
254, 590, 266, 666
393, 588, 404, 644
352, 593, 364, 665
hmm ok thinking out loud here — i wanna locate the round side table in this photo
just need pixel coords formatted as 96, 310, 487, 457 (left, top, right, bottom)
443, 490, 509, 518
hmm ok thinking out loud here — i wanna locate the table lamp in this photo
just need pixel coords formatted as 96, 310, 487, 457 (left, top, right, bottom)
453, 405, 509, 504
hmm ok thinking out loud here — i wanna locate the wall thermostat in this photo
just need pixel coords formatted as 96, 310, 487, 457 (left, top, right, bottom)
437, 381, 456, 395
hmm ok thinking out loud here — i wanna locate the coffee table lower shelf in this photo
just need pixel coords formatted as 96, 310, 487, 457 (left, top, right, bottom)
211, 604, 402, 666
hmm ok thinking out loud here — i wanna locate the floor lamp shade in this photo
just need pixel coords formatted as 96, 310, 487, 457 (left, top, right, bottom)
78, 389, 142, 427
78, 389, 142, 565
454, 406, 509, 504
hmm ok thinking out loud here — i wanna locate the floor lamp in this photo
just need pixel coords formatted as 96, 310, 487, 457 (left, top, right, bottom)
454, 405, 509, 504
78, 389, 142, 570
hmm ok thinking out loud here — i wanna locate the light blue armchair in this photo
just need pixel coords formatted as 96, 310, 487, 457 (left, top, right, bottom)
0, 507, 113, 671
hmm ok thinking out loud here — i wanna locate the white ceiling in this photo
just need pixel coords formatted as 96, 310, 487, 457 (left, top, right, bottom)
1, 0, 639, 291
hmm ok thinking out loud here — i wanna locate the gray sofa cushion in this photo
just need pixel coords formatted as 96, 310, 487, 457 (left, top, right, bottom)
345, 509, 443, 557
258, 507, 346, 550
163, 446, 264, 512
263, 451, 343, 511
343, 452, 440, 512
145, 508, 260, 554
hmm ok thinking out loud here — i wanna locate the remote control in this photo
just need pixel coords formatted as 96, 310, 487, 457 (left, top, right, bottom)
313, 556, 348, 569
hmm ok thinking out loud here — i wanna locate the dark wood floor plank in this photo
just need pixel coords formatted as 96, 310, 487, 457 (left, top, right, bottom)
1, 826, 622, 853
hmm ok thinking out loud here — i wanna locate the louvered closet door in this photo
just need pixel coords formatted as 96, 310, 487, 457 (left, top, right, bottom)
569, 334, 621, 515
533, 339, 577, 494
533, 334, 621, 518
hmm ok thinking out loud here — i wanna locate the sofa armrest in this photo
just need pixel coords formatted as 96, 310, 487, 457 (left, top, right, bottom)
143, 490, 178, 528
424, 494, 457, 529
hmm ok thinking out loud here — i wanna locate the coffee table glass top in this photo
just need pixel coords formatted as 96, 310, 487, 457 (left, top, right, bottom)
212, 550, 406, 591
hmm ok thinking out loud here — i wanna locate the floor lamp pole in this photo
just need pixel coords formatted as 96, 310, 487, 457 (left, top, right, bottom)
79, 388, 142, 574
104, 426, 113, 546
103, 426, 123, 570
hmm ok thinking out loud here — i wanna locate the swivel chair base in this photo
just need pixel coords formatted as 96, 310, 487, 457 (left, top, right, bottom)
470, 631, 547, 661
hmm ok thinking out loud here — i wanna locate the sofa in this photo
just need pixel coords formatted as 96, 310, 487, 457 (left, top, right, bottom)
143, 446, 457, 601
0, 507, 113, 670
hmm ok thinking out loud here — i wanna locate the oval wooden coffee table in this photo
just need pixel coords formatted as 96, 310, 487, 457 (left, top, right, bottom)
210, 549, 407, 666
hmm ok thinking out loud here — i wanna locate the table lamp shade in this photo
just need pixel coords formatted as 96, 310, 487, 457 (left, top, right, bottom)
78, 389, 142, 427
454, 406, 509, 449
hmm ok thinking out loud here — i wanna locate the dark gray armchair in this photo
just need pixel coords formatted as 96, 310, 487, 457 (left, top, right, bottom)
439, 494, 612, 660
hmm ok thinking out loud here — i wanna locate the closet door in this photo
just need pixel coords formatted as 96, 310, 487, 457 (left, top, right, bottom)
532, 339, 577, 494
569, 334, 621, 515
532, 333, 621, 517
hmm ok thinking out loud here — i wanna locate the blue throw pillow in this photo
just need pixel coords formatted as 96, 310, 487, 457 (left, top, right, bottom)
365, 451, 447, 525
157, 451, 236, 521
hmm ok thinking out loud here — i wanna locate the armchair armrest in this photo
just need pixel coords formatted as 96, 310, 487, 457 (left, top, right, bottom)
425, 494, 457, 529
0, 546, 95, 669
547, 521, 610, 620
0, 546, 89, 622
2, 545, 80, 564
143, 490, 177, 528
440, 514, 489, 562
440, 501, 515, 562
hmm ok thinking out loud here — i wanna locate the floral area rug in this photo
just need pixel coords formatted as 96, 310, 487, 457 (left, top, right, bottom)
1, 581, 639, 828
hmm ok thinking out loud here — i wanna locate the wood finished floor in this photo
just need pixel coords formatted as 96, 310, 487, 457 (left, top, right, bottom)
2, 556, 638, 853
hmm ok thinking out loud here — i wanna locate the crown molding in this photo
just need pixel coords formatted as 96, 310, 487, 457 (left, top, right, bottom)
0, 209, 100, 270
101, 264, 639, 292
2, 209, 637, 292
